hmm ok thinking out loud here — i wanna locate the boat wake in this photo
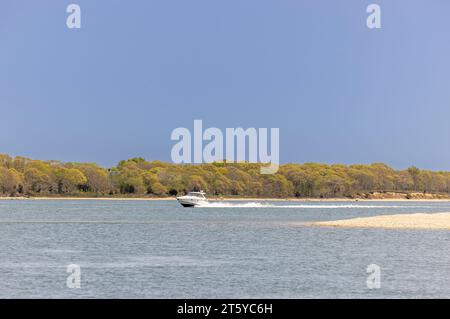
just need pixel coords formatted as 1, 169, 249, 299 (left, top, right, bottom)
197, 202, 272, 208
195, 202, 429, 209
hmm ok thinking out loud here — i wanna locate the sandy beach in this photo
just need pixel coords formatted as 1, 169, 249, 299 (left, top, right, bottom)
311, 212, 450, 230
1, 196, 450, 202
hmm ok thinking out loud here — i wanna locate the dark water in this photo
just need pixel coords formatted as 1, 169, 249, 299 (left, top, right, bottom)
0, 199, 450, 298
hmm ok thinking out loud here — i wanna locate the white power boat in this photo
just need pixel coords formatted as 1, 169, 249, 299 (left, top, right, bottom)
176, 191, 208, 207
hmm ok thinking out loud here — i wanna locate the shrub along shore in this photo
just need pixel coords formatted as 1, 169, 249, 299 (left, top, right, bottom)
1, 154, 450, 199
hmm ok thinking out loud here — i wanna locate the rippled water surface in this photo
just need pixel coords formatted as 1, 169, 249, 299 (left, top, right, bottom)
1, 199, 450, 298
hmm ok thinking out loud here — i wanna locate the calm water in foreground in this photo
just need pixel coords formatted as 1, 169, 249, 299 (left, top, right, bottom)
1, 200, 450, 298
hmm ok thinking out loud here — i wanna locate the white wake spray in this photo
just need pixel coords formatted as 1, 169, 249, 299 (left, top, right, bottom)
195, 202, 431, 209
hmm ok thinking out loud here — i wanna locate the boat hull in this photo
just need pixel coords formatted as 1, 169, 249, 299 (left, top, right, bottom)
179, 202, 196, 207
176, 198, 208, 207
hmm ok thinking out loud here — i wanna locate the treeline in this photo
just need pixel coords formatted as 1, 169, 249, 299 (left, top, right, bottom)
1, 154, 450, 198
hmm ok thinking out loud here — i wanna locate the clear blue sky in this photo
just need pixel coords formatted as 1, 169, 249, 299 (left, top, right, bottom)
1, 0, 450, 170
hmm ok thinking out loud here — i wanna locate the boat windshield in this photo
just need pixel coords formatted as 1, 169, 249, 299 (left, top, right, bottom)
187, 192, 206, 198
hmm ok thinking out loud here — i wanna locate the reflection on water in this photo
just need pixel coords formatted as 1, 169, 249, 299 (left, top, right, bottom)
0, 199, 450, 298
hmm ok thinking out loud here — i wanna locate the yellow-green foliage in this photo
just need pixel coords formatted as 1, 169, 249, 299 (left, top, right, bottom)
0, 154, 449, 198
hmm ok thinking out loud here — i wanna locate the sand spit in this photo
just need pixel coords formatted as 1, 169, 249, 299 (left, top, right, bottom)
311, 212, 450, 230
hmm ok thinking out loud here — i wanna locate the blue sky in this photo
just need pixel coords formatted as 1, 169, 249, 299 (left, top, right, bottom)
1, 0, 450, 169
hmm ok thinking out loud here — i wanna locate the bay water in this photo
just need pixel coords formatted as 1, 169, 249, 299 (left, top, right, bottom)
0, 200, 449, 298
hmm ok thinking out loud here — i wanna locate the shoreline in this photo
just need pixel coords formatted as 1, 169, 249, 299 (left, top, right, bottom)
1, 196, 450, 202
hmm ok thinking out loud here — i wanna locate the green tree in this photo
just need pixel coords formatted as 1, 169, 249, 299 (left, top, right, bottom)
0, 168, 23, 195
55, 167, 87, 194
